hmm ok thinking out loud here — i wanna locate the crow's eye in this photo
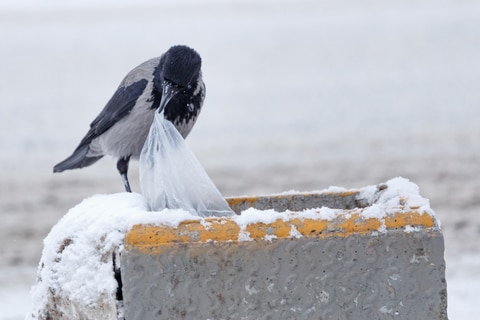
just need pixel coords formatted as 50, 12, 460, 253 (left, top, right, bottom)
187, 103, 194, 112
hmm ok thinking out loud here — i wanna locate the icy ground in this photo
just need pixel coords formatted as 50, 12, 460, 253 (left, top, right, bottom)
1, 0, 480, 319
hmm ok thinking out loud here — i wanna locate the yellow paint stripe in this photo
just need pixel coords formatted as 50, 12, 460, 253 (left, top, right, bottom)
125, 210, 435, 254
225, 196, 261, 208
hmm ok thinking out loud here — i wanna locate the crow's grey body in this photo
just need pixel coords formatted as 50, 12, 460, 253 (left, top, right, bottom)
54, 45, 205, 192
90, 59, 157, 159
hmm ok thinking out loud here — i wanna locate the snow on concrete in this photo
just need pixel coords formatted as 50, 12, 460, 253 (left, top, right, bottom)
31, 178, 433, 318
28, 193, 201, 319
28, 176, 436, 318
359, 177, 435, 219
231, 177, 437, 239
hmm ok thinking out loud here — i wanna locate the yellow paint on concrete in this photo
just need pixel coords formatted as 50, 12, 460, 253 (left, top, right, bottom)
125, 209, 436, 254
125, 219, 241, 252
225, 196, 260, 208
384, 211, 435, 228
320, 190, 360, 197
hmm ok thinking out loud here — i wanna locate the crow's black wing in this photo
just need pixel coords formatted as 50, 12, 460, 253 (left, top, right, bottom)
75, 78, 149, 151
90, 79, 149, 136
53, 78, 149, 172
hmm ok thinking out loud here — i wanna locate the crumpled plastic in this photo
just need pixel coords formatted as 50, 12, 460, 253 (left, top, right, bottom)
139, 112, 234, 217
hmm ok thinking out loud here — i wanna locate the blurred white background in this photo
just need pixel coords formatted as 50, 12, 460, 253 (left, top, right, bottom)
1, 0, 479, 318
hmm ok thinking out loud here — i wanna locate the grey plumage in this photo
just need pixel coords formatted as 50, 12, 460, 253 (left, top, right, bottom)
54, 45, 205, 192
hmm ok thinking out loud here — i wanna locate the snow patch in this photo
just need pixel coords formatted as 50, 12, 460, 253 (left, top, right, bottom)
289, 225, 303, 239
404, 225, 422, 233
360, 177, 432, 214
28, 193, 197, 319
358, 177, 437, 229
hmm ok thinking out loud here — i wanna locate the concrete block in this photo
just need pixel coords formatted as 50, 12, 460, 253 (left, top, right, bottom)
121, 185, 447, 319
29, 179, 446, 319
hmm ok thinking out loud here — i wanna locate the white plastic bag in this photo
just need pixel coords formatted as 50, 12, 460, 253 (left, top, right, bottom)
139, 112, 234, 217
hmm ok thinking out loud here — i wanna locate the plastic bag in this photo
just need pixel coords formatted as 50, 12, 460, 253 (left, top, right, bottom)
139, 112, 234, 217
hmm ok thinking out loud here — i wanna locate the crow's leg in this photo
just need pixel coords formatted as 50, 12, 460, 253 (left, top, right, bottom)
117, 156, 132, 192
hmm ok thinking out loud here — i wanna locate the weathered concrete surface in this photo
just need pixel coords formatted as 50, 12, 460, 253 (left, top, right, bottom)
225, 190, 362, 213
122, 229, 446, 319
121, 186, 447, 319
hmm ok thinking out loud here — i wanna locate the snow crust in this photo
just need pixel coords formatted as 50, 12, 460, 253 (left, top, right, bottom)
28, 193, 200, 319
231, 177, 436, 239
358, 177, 435, 219
28, 177, 436, 318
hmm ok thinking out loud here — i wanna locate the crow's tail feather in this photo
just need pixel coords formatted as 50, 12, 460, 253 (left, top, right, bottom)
53, 145, 103, 173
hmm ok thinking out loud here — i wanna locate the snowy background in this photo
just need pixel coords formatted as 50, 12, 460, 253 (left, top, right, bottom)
0, 0, 479, 318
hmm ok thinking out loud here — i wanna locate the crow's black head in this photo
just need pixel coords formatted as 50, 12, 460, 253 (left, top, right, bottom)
153, 45, 204, 114
160, 45, 202, 88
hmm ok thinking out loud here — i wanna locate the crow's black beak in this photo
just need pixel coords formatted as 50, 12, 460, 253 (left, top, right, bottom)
158, 81, 180, 114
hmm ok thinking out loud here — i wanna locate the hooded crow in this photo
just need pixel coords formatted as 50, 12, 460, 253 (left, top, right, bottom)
53, 45, 205, 192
